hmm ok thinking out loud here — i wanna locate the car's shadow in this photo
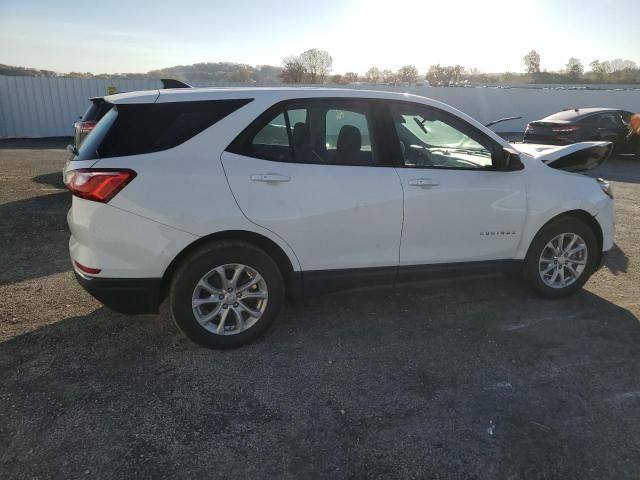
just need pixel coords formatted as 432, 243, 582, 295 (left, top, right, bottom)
0, 137, 71, 150
603, 243, 629, 275
588, 156, 640, 184
32, 172, 65, 189
1, 280, 639, 479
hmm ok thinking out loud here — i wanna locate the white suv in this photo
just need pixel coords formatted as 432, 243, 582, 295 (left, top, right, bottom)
64, 88, 615, 348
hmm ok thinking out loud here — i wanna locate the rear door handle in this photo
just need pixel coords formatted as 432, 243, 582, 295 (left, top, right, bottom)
250, 173, 291, 183
408, 178, 439, 187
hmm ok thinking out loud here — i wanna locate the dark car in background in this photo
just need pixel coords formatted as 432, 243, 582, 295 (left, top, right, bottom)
524, 108, 639, 157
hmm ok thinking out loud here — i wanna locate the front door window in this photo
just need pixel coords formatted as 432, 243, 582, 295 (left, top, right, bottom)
389, 103, 495, 169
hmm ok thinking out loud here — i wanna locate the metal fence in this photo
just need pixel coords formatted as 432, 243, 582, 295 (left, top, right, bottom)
0, 76, 163, 138
1, 75, 639, 138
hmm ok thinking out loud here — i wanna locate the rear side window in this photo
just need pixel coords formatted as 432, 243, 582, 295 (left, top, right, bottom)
597, 113, 621, 126
75, 99, 251, 160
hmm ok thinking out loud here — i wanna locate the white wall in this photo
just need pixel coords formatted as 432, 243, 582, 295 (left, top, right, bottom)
1, 75, 639, 138
0, 76, 162, 138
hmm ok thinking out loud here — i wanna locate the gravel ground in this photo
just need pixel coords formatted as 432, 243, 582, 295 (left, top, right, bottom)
1, 146, 639, 479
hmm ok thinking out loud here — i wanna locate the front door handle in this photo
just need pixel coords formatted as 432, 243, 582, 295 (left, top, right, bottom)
408, 178, 439, 188
250, 173, 291, 183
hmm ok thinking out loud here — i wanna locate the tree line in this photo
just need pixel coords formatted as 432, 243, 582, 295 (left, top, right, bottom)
1, 49, 638, 85
278, 48, 639, 85
520, 50, 639, 84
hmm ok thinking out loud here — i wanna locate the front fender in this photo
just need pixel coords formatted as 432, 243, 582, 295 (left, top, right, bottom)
515, 166, 611, 259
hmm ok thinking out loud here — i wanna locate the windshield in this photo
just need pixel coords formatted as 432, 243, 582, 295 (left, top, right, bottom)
74, 106, 117, 161
401, 115, 487, 152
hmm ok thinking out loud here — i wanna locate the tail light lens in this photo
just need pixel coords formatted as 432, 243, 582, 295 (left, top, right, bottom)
74, 120, 97, 134
552, 125, 580, 133
64, 169, 136, 203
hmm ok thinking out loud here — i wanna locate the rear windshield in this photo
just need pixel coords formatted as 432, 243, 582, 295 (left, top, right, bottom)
73, 98, 252, 161
543, 110, 582, 121
543, 109, 617, 123
75, 107, 118, 160
80, 101, 99, 122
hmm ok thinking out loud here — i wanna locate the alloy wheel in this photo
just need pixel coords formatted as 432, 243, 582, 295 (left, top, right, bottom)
538, 233, 588, 289
191, 263, 268, 335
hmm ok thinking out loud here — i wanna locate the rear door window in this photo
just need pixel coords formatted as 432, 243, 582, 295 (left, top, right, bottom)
228, 99, 383, 166
251, 111, 293, 162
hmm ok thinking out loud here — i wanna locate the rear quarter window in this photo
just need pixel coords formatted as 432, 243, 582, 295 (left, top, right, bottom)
75, 99, 252, 160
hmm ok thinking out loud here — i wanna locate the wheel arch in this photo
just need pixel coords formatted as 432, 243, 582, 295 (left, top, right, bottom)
161, 230, 301, 302
528, 209, 603, 260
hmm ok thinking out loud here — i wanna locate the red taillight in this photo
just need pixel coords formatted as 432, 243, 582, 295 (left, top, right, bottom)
552, 125, 580, 133
64, 169, 136, 203
74, 261, 101, 275
75, 120, 97, 134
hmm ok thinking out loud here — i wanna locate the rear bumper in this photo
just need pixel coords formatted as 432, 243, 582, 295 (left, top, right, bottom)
74, 271, 161, 314
522, 136, 570, 146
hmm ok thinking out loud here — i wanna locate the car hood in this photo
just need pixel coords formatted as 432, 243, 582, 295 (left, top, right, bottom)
511, 141, 613, 172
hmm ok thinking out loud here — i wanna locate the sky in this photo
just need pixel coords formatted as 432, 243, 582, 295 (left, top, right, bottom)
0, 0, 639, 75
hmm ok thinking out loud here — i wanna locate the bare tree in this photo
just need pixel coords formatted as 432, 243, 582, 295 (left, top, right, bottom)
381, 69, 396, 83
280, 55, 306, 84
397, 65, 419, 84
523, 50, 541, 74
589, 60, 610, 82
300, 49, 332, 84
365, 67, 381, 84
344, 72, 359, 83
610, 58, 638, 72
565, 57, 584, 79
426, 64, 464, 86
451, 65, 464, 84
331, 74, 348, 84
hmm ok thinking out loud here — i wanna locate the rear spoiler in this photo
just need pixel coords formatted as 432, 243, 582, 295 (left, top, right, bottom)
89, 79, 191, 102
160, 79, 192, 89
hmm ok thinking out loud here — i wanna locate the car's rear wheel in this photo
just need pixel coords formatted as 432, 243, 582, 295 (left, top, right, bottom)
169, 241, 284, 348
524, 217, 598, 298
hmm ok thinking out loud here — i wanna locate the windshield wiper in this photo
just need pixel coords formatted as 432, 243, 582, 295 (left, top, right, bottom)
429, 146, 491, 157
413, 117, 428, 135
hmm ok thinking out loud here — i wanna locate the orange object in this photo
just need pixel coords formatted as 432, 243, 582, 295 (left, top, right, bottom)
630, 113, 640, 135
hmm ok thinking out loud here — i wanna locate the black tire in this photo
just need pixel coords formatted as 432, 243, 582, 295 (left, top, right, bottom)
524, 216, 599, 299
169, 241, 284, 349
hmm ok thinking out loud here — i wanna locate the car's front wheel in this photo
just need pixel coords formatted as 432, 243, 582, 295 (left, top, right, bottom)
169, 241, 284, 348
524, 217, 598, 298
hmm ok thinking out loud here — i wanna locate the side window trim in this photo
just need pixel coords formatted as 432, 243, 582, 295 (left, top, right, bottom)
226, 98, 396, 168
381, 100, 506, 171
282, 108, 295, 160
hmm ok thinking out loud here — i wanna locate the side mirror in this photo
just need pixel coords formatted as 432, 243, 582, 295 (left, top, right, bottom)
501, 147, 524, 171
